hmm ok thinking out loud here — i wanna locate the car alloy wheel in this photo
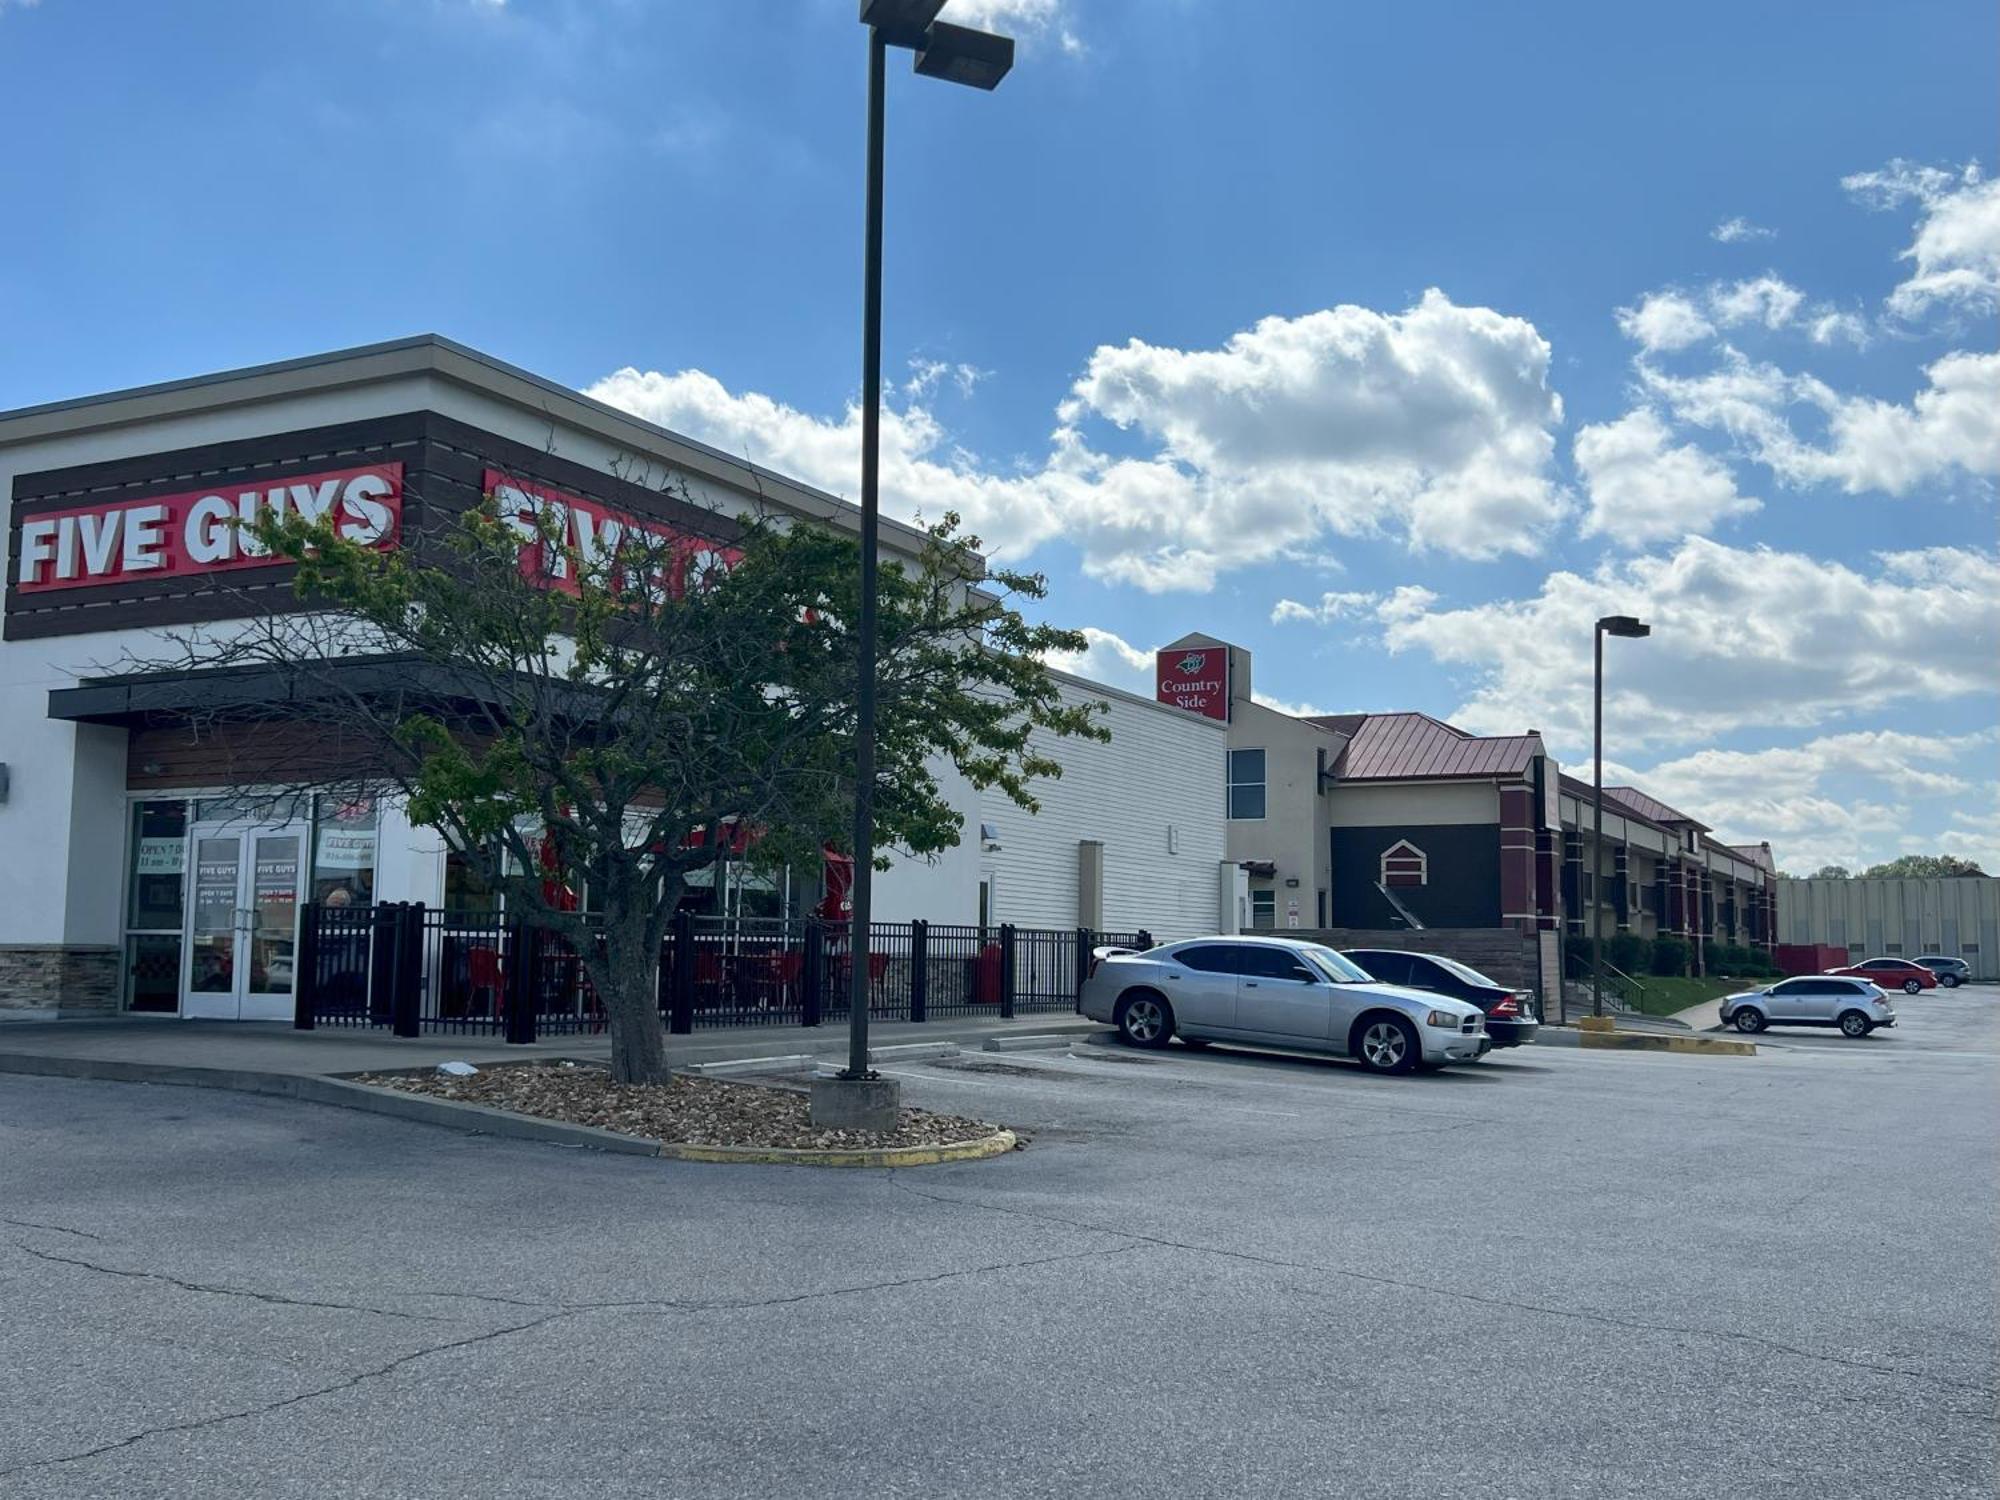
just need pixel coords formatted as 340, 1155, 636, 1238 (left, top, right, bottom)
1732, 1008, 1766, 1034
1838, 1010, 1871, 1038
1358, 1017, 1417, 1074
1903, 979, 1922, 994
1117, 994, 1171, 1048
1941, 975, 1960, 988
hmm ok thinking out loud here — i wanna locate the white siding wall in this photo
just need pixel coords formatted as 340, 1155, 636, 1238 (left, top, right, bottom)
978, 676, 1228, 939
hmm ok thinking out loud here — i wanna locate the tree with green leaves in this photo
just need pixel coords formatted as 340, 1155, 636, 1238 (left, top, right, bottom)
124, 484, 1104, 1084
1861, 854, 1987, 879
1809, 864, 1854, 879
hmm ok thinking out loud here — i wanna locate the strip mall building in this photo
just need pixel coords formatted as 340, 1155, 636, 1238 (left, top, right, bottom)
1, 338, 1775, 1022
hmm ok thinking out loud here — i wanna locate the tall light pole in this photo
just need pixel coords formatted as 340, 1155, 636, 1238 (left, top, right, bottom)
1592, 614, 1651, 1019
819, 2, 1013, 1128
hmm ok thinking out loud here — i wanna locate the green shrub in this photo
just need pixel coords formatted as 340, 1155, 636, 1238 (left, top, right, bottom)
1651, 935, 1691, 976
1606, 932, 1649, 974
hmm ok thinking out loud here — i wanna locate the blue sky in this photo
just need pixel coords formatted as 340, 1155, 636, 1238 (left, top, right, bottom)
2, 0, 1995, 871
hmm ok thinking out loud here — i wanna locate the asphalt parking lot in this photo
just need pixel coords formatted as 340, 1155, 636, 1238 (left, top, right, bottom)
2, 989, 1994, 1499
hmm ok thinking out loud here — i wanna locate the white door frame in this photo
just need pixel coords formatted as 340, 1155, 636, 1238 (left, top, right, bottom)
180, 821, 309, 1021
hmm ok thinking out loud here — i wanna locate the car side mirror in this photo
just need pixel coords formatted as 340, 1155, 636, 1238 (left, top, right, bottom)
1287, 966, 1318, 984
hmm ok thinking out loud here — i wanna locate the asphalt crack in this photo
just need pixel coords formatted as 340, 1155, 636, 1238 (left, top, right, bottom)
0, 1311, 566, 1480
5, 1240, 453, 1324
0, 1216, 108, 1244
886, 1176, 1996, 1401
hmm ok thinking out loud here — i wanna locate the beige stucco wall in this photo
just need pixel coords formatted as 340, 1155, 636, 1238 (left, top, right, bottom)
1327, 780, 1500, 827
1224, 698, 1340, 928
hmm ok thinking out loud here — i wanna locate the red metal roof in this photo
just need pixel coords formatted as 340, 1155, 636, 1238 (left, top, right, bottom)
1723, 842, 1776, 872
1310, 711, 1541, 781
1603, 784, 1710, 831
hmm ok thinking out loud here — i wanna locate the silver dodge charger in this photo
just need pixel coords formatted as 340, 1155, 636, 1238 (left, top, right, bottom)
1080, 935, 1489, 1074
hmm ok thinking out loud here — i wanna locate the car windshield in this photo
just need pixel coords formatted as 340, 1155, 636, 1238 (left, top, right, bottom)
1297, 945, 1375, 983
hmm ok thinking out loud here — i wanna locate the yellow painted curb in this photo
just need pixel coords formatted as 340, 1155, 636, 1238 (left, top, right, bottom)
1577, 1032, 1755, 1057
654, 1129, 1019, 1167
1576, 1015, 1617, 1033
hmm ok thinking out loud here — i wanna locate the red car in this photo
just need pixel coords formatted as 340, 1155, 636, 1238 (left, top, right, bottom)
1827, 957, 1938, 994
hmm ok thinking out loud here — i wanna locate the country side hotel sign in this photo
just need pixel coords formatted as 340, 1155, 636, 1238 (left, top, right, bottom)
1155, 646, 1230, 722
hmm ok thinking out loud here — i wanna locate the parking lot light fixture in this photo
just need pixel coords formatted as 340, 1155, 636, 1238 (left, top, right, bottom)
825, 2, 1014, 1123
1592, 614, 1651, 1020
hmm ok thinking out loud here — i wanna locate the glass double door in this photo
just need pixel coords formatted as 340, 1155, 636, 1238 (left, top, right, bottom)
182, 824, 308, 1021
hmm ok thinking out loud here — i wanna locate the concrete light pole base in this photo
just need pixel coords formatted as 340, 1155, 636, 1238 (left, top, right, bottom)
809, 1075, 901, 1132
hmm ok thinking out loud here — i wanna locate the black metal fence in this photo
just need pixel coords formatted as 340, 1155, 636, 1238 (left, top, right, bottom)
296, 903, 1151, 1044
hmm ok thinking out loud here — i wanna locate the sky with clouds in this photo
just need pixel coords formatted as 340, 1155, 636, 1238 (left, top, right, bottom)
0, 0, 1994, 873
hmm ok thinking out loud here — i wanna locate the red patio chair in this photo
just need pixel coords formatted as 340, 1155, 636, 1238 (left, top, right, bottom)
467, 946, 504, 1017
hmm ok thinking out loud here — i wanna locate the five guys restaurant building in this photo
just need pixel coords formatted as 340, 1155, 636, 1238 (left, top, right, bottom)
0, 336, 1773, 1023
0, 337, 1235, 1021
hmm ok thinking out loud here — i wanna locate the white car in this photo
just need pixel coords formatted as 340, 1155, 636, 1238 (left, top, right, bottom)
1080, 935, 1489, 1074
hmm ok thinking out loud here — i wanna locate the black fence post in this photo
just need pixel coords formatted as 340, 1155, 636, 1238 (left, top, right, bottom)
999, 923, 1017, 1020
668, 908, 695, 1035
1136, 929, 1154, 952
504, 918, 537, 1044
908, 919, 928, 1024
294, 902, 320, 1030
1073, 927, 1092, 1002
801, 920, 825, 1028
391, 902, 423, 1039
369, 902, 398, 1026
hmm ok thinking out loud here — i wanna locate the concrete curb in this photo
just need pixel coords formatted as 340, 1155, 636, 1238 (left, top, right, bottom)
1537, 1030, 1755, 1057
867, 1042, 961, 1064
680, 1054, 818, 1078
0, 1050, 1022, 1165
983, 1034, 1082, 1052
0, 1050, 668, 1154
656, 1130, 1018, 1168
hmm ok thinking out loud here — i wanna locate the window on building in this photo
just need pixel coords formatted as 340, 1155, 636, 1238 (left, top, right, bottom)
1227, 749, 1266, 820
311, 795, 378, 908
1250, 888, 1276, 928
1380, 841, 1427, 887
125, 799, 188, 1013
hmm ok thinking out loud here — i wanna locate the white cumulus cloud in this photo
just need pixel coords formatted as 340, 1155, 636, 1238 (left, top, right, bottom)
1042, 625, 1154, 691
941, 0, 1082, 54
1376, 537, 2000, 750
1711, 217, 1776, 244
1615, 291, 1714, 353
1639, 347, 2000, 495
1572, 408, 1760, 546
1270, 591, 1378, 625
1844, 159, 2000, 318
1708, 275, 1806, 330
589, 289, 1572, 591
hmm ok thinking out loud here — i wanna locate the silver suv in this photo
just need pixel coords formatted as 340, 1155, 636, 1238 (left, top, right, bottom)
1719, 976, 1895, 1038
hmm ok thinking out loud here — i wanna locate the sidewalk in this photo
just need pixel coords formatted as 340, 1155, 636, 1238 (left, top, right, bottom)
0, 1012, 1103, 1082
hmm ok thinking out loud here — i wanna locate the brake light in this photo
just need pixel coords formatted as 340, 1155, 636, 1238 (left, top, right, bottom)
1489, 995, 1519, 1018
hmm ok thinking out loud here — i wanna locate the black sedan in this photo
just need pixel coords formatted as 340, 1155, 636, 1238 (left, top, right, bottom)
1343, 949, 1542, 1049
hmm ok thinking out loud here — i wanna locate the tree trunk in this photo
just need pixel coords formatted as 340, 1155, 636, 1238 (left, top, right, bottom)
596, 916, 671, 1085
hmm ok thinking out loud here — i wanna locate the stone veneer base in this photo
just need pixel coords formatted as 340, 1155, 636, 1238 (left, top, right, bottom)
0, 945, 121, 1015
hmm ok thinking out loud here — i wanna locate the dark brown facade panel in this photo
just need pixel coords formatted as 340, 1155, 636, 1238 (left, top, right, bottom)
126, 720, 388, 791
10, 414, 432, 507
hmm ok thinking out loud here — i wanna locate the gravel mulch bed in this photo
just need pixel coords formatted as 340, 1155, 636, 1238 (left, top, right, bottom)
352, 1062, 1006, 1151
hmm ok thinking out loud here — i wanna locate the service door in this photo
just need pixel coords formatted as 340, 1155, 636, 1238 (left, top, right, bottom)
181, 825, 308, 1021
